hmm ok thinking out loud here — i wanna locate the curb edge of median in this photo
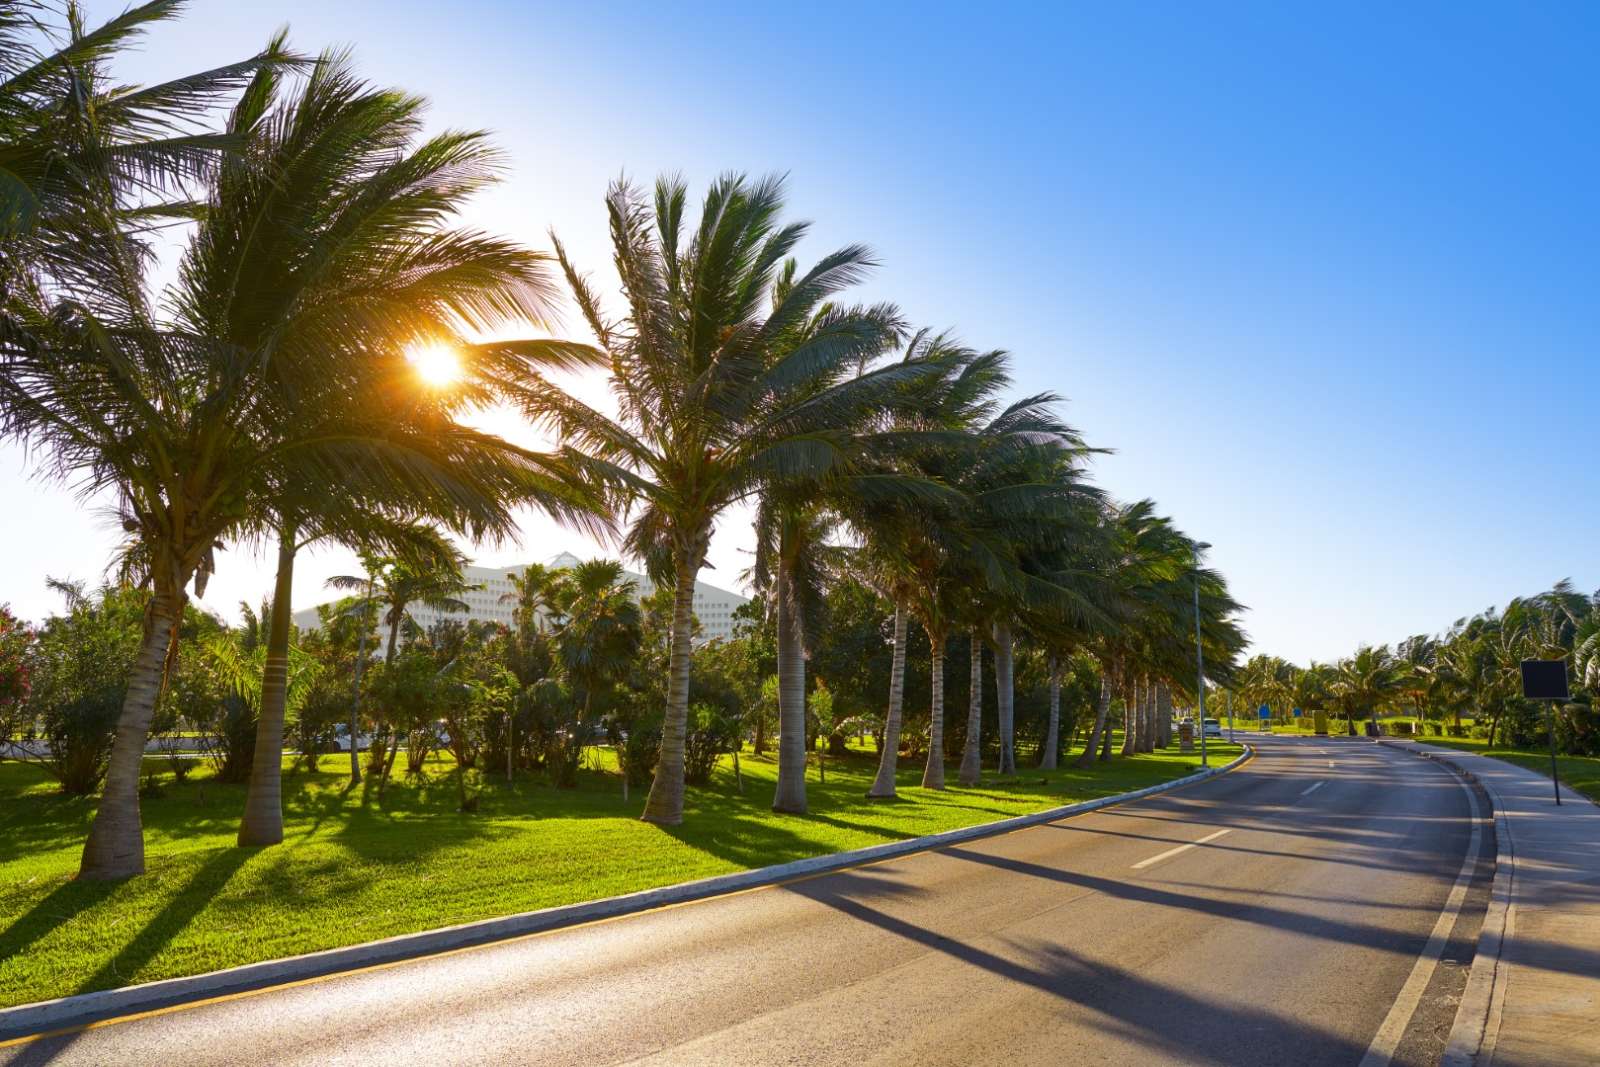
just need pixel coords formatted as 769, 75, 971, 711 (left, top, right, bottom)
1377, 740, 1509, 1067
0, 744, 1253, 1043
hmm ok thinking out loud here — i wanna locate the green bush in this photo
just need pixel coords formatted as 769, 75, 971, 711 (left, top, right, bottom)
683, 702, 738, 785
22, 583, 144, 794
611, 711, 661, 790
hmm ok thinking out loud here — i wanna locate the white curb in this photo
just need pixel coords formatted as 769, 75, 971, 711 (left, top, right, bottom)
1377, 740, 1507, 1067
0, 746, 1251, 1040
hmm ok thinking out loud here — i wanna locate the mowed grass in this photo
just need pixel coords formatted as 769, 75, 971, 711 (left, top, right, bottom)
1409, 734, 1600, 804
0, 738, 1241, 1008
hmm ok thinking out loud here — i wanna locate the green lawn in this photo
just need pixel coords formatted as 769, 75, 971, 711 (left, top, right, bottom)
1409, 734, 1600, 804
0, 738, 1240, 1009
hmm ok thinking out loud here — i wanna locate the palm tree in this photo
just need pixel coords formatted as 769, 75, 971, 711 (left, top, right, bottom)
754, 499, 835, 813
519, 174, 917, 825
854, 335, 1097, 793
174, 52, 604, 849
747, 263, 908, 815
329, 540, 483, 780
1, 2, 291, 297
548, 559, 642, 722
1332, 645, 1406, 733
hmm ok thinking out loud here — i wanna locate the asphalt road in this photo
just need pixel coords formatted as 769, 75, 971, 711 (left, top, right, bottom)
1, 735, 1491, 1067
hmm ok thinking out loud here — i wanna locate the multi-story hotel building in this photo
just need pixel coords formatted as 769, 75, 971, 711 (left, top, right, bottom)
292, 551, 750, 643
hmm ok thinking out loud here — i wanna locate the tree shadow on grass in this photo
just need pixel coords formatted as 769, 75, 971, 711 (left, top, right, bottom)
73, 847, 251, 998
0, 879, 117, 979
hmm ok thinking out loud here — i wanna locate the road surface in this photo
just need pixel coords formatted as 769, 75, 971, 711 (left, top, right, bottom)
1, 735, 1491, 1066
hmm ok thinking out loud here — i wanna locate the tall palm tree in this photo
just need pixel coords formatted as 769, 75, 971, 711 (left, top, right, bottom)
754, 497, 835, 813
856, 335, 1098, 793
1, 49, 558, 880
748, 263, 908, 815
169, 52, 604, 849
519, 174, 918, 825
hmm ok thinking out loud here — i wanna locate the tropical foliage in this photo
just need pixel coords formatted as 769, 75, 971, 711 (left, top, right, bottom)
1227, 581, 1599, 755
2, 6, 1248, 880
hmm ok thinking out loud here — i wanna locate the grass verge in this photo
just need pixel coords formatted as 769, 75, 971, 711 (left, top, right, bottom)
0, 738, 1239, 1009
1409, 735, 1600, 804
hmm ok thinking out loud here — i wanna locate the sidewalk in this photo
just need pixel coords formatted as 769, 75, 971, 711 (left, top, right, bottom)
1404, 741, 1600, 1066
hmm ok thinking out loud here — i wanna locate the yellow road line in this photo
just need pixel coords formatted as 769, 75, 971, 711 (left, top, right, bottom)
1, 747, 1254, 1049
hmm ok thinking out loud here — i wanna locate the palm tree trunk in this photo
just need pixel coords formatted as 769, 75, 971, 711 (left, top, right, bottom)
957, 630, 984, 785
1121, 679, 1140, 755
367, 613, 405, 777
1098, 682, 1116, 760
867, 600, 909, 798
1039, 655, 1061, 770
642, 546, 699, 824
993, 621, 1015, 776
922, 631, 947, 789
1155, 685, 1172, 749
1141, 683, 1156, 752
1075, 675, 1112, 768
239, 531, 297, 846
772, 564, 808, 813
348, 578, 373, 786
79, 585, 184, 880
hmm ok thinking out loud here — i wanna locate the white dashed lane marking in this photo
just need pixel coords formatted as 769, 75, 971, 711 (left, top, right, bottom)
1131, 828, 1233, 870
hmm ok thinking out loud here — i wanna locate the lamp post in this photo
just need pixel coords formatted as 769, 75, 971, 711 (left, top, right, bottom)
1194, 542, 1211, 768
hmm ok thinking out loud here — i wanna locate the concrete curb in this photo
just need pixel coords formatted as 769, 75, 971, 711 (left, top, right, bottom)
1377, 740, 1508, 1067
0, 746, 1252, 1041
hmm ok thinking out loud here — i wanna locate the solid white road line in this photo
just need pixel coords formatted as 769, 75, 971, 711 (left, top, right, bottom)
1131, 828, 1233, 870
1355, 768, 1484, 1067
1299, 781, 1326, 797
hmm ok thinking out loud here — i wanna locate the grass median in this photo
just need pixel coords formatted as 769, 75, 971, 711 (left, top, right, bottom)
0, 738, 1241, 1009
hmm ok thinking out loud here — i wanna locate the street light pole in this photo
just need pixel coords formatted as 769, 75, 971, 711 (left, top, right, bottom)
1194, 543, 1209, 768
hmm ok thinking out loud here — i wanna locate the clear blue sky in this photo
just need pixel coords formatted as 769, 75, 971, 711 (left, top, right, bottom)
3, 0, 1596, 665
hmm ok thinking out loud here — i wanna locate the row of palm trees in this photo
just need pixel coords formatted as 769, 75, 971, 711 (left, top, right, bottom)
1227, 581, 1598, 750
0, 5, 1245, 880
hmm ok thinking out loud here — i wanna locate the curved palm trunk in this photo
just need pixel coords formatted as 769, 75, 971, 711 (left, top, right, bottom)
958, 630, 984, 786
239, 532, 297, 846
1039, 655, 1061, 770
1075, 675, 1112, 768
642, 549, 699, 824
79, 586, 184, 880
772, 565, 808, 813
921, 630, 947, 790
993, 621, 1015, 776
867, 601, 909, 798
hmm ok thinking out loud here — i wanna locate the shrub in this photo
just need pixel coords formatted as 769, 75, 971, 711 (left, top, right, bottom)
683, 702, 738, 785
22, 583, 144, 794
38, 686, 122, 794
611, 710, 661, 790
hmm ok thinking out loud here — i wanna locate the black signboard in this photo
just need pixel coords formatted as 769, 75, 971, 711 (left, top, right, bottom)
1520, 659, 1570, 701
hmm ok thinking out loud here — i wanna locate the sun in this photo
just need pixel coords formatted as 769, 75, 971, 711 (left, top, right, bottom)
406, 342, 462, 388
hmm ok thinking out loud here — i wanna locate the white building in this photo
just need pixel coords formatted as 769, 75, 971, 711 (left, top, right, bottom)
293, 552, 750, 643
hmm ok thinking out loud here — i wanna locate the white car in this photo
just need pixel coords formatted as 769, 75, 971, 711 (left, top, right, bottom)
1201, 719, 1223, 738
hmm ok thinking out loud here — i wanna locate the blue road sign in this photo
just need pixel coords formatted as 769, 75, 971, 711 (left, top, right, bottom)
1293, 707, 1302, 717
1258, 704, 1271, 719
